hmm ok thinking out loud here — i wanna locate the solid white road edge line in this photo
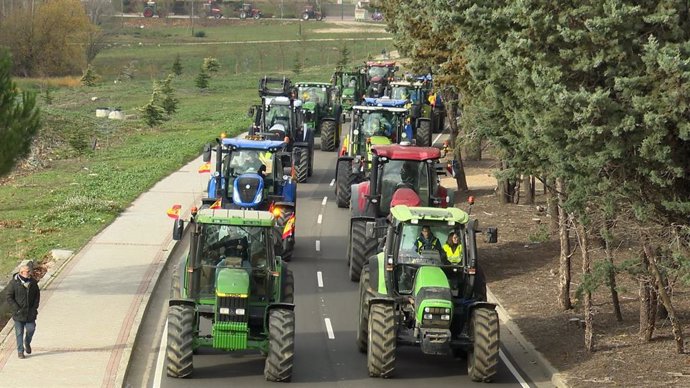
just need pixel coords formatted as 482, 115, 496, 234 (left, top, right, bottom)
432, 132, 444, 147
317, 271, 324, 288
317, 214, 323, 224
316, 240, 321, 252
322, 196, 328, 206
324, 318, 335, 339
329, 178, 335, 187
499, 349, 530, 388
152, 319, 168, 388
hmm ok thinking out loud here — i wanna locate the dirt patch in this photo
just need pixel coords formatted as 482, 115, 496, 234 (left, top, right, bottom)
312, 27, 387, 34
456, 157, 690, 387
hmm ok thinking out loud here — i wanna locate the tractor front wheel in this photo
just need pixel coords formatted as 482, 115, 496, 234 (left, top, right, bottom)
253, 13, 261, 20
264, 308, 295, 382
294, 147, 309, 183
335, 159, 353, 208
416, 119, 432, 147
239, 11, 247, 19
367, 303, 396, 378
302, 12, 310, 20
166, 305, 195, 378
356, 266, 372, 352
467, 308, 499, 382
320, 120, 337, 151
143, 7, 154, 18
349, 220, 377, 281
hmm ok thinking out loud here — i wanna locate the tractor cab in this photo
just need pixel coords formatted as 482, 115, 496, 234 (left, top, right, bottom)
294, 81, 342, 151
386, 77, 443, 145
364, 60, 398, 98
357, 205, 499, 380
167, 209, 295, 381
332, 69, 368, 119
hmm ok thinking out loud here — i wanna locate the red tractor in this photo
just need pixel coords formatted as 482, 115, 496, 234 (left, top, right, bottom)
346, 144, 450, 281
302, 5, 323, 21
239, 3, 262, 19
203, 0, 223, 19
364, 60, 397, 98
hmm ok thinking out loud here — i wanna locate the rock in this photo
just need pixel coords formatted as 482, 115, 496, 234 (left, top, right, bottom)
51, 249, 74, 261
91, 96, 98, 101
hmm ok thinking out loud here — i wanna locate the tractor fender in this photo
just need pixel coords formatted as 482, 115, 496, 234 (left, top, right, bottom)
368, 296, 395, 307
169, 298, 195, 308
350, 181, 371, 217
293, 141, 310, 149
206, 176, 226, 199
334, 155, 354, 179
467, 301, 497, 312
281, 181, 297, 203
416, 117, 431, 127
273, 201, 295, 211
367, 254, 390, 295
264, 302, 295, 329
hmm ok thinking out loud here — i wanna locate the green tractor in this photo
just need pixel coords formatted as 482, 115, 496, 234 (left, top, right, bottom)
332, 69, 368, 121
166, 208, 295, 381
357, 205, 499, 381
388, 78, 446, 142
334, 104, 408, 208
294, 82, 342, 152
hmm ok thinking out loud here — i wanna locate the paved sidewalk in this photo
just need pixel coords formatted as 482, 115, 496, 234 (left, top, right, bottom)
0, 156, 207, 387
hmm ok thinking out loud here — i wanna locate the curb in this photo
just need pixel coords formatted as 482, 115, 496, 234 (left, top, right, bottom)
487, 287, 569, 388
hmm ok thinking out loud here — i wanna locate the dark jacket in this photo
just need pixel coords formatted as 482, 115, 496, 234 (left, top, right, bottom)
6, 273, 40, 322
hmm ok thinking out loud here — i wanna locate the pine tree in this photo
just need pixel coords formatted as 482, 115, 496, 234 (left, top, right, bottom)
171, 54, 183, 76
0, 50, 41, 177
160, 74, 178, 115
292, 54, 303, 76
80, 64, 98, 86
335, 45, 350, 71
203, 57, 220, 73
195, 67, 210, 89
139, 81, 166, 127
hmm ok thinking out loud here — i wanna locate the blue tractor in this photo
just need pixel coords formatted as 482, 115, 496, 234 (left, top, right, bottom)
203, 137, 298, 261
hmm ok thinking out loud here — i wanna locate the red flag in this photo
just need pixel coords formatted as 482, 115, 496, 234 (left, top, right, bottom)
209, 199, 222, 209
166, 204, 181, 219
198, 163, 211, 174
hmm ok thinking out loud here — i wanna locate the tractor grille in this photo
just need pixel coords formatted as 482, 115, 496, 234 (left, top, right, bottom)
217, 296, 248, 323
236, 176, 261, 204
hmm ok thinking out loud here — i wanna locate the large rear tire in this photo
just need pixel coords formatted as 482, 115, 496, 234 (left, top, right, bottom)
281, 266, 294, 303
302, 12, 310, 20
349, 220, 377, 281
416, 119, 432, 147
166, 305, 195, 378
367, 303, 396, 378
294, 147, 309, 183
356, 266, 371, 352
320, 120, 337, 151
264, 309, 295, 382
336, 159, 353, 208
143, 7, 154, 18
253, 13, 261, 20
467, 308, 499, 382
239, 11, 247, 19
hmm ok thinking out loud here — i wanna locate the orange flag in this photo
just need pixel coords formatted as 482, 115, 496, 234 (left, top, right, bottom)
198, 163, 211, 173
166, 204, 182, 219
209, 199, 222, 209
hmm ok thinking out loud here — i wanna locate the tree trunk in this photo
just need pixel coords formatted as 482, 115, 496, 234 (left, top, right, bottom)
464, 137, 482, 161
602, 220, 622, 322
522, 175, 535, 205
576, 220, 594, 352
642, 237, 684, 353
441, 89, 468, 193
556, 178, 571, 310
545, 177, 559, 234
453, 147, 468, 193
497, 161, 516, 204
639, 247, 656, 341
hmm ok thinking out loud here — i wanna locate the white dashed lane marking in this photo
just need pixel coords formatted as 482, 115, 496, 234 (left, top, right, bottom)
315, 240, 321, 252
322, 196, 328, 206
317, 214, 323, 224
324, 318, 335, 339
317, 271, 324, 288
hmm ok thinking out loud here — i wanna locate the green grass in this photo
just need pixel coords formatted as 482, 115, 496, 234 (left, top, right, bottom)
0, 20, 391, 275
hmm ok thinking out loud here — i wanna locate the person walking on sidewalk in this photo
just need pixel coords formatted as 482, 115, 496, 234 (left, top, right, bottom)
5, 264, 40, 359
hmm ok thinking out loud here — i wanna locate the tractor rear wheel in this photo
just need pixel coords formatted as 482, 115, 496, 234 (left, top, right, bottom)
166, 305, 195, 378
367, 303, 396, 378
302, 12, 310, 20
240, 11, 247, 19
356, 266, 372, 353
264, 309, 295, 382
253, 13, 261, 20
320, 120, 337, 151
294, 147, 309, 183
281, 266, 294, 303
349, 220, 377, 281
143, 7, 154, 18
416, 119, 432, 147
467, 308, 499, 382
336, 159, 353, 208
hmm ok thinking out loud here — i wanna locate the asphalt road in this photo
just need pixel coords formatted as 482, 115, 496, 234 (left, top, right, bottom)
125, 135, 530, 388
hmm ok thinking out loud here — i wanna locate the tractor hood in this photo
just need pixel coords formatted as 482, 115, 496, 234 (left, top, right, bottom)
302, 101, 317, 112
216, 267, 250, 296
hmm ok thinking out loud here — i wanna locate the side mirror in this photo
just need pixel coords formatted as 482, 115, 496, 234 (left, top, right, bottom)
172, 219, 184, 241
202, 143, 212, 163
485, 227, 498, 243
365, 221, 376, 239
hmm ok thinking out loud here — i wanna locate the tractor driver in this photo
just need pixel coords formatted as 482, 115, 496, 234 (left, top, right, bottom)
414, 225, 443, 256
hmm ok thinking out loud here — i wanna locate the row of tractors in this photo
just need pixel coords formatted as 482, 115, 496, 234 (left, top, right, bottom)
143, 1, 323, 21
163, 62, 500, 383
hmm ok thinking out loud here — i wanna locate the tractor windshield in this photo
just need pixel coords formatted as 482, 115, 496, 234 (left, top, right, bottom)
368, 66, 390, 79
266, 104, 291, 129
226, 149, 273, 177
298, 86, 327, 105
361, 112, 392, 137
379, 160, 431, 214
198, 224, 269, 295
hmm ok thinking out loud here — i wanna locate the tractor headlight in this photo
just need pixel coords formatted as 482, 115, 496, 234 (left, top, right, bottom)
441, 314, 450, 321
220, 307, 230, 315
234, 308, 246, 316
424, 307, 430, 313
423, 314, 433, 320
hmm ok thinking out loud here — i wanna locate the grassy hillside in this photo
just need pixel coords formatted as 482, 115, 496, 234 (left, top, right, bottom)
0, 19, 390, 275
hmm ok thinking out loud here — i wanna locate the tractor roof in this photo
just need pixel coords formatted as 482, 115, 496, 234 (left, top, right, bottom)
265, 96, 292, 106
366, 60, 396, 67
352, 105, 408, 113
372, 144, 441, 160
195, 208, 275, 227
295, 82, 331, 87
391, 205, 469, 225
222, 138, 286, 151
389, 81, 424, 87
364, 97, 407, 108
